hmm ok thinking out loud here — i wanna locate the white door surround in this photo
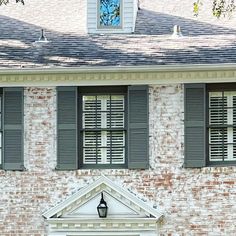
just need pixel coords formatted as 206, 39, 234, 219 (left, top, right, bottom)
43, 175, 163, 236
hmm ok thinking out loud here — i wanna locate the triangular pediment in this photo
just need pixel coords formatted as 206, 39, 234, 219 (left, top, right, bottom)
67, 192, 142, 218
43, 175, 163, 220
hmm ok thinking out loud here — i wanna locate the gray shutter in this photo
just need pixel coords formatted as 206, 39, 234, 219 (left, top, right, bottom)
128, 85, 149, 169
184, 84, 206, 167
57, 87, 78, 170
3, 88, 24, 170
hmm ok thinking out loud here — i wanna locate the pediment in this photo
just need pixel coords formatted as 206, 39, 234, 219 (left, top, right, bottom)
43, 175, 163, 220
67, 192, 142, 218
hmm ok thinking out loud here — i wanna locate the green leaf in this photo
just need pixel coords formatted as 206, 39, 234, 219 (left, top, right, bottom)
193, 0, 202, 17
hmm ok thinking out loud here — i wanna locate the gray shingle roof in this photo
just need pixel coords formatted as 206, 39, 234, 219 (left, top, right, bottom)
0, 0, 236, 68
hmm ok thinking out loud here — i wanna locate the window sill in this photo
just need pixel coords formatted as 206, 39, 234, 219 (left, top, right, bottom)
80, 164, 127, 169
201, 165, 236, 174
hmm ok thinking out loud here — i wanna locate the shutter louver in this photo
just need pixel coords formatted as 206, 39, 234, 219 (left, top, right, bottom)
57, 87, 78, 170
128, 85, 149, 169
3, 88, 24, 170
184, 84, 206, 167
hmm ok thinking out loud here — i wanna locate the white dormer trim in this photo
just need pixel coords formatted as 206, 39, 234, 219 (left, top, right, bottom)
43, 175, 163, 236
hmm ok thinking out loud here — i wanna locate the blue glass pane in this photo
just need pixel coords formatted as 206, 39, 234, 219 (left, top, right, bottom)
100, 0, 121, 27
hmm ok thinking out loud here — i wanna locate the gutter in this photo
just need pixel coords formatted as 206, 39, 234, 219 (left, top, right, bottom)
0, 63, 236, 75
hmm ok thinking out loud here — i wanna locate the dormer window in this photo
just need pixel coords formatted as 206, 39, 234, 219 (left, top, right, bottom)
98, 0, 122, 28
87, 0, 137, 33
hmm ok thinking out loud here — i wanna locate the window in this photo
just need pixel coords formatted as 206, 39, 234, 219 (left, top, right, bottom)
98, 0, 122, 28
79, 87, 126, 168
184, 83, 236, 168
208, 85, 236, 165
57, 86, 149, 170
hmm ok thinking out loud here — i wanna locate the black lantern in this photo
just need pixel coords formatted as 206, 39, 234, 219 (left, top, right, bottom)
97, 192, 108, 218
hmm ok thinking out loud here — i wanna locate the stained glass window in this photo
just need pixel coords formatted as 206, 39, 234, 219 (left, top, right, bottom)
99, 0, 121, 27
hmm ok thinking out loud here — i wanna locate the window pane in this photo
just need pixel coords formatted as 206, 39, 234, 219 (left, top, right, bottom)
111, 148, 125, 164
107, 95, 125, 128
233, 127, 236, 160
83, 148, 101, 164
233, 96, 236, 124
97, 95, 110, 111
108, 95, 124, 111
83, 96, 97, 111
84, 132, 101, 147
209, 145, 227, 161
83, 131, 125, 164
83, 96, 102, 128
100, 0, 121, 27
209, 94, 227, 125
83, 113, 96, 128
83, 113, 102, 129
107, 131, 125, 164
209, 128, 227, 161
107, 112, 124, 128
107, 131, 125, 147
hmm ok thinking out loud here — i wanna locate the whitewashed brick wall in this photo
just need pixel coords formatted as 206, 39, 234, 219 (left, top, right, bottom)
0, 85, 236, 235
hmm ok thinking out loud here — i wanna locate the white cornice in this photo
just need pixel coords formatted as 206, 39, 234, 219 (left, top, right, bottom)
0, 63, 236, 86
47, 217, 159, 233
47, 217, 159, 224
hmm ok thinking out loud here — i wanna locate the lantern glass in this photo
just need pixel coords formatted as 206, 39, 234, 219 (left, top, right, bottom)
97, 193, 108, 218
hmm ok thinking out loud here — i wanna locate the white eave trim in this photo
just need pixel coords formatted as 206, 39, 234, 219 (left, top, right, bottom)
0, 63, 236, 75
46, 217, 160, 232
0, 63, 236, 86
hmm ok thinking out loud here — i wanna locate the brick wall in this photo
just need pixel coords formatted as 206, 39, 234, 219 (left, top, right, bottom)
0, 85, 236, 235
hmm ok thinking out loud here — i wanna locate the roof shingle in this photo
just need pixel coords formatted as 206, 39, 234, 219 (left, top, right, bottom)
0, 0, 236, 68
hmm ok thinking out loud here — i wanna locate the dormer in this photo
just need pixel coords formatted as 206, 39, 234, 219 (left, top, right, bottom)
87, 0, 139, 33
